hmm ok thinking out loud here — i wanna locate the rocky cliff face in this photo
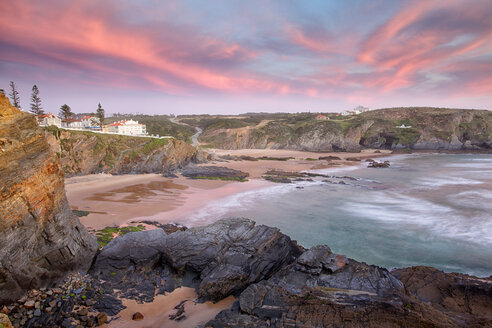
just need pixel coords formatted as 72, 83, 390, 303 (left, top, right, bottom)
198, 108, 492, 152
44, 128, 200, 177
0, 95, 97, 305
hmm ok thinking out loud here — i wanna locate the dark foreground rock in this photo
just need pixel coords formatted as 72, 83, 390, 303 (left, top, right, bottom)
206, 244, 459, 328
392, 266, 492, 326
90, 218, 301, 302
181, 165, 249, 180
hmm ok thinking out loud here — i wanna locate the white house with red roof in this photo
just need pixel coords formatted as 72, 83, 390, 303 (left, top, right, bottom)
80, 115, 100, 128
103, 119, 146, 136
37, 113, 62, 128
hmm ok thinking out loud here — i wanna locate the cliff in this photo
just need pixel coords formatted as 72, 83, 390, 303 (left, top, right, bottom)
44, 127, 201, 176
196, 108, 492, 151
0, 94, 97, 305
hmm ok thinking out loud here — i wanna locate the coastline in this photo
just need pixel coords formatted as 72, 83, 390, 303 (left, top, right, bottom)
66, 149, 390, 230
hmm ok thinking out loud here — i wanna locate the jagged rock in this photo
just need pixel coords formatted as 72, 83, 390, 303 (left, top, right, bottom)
0, 94, 97, 305
90, 218, 301, 301
392, 266, 492, 326
210, 244, 466, 327
181, 165, 249, 180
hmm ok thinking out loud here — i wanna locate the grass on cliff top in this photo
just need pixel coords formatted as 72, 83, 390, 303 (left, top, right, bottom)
96, 224, 146, 248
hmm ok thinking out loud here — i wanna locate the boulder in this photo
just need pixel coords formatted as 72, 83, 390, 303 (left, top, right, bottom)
90, 218, 301, 301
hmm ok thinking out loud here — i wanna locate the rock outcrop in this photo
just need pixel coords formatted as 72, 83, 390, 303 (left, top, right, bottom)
182, 165, 249, 180
88, 217, 492, 327
0, 94, 97, 305
392, 266, 492, 326
44, 128, 198, 177
90, 218, 301, 301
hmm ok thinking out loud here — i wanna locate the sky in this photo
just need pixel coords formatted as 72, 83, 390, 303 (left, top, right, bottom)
1, 0, 491, 115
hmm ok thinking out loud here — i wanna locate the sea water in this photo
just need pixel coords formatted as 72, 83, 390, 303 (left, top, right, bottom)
188, 154, 492, 277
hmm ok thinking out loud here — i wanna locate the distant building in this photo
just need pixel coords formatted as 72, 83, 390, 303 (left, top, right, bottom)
80, 115, 100, 128
103, 119, 146, 136
62, 118, 84, 129
353, 106, 370, 114
316, 114, 328, 120
340, 106, 370, 116
37, 113, 62, 128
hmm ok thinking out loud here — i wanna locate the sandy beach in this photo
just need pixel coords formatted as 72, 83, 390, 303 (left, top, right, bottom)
106, 287, 235, 328
66, 149, 391, 230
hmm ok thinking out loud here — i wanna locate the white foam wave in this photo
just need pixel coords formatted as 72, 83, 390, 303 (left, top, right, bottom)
186, 181, 317, 225
415, 176, 483, 187
340, 191, 492, 245
447, 190, 492, 211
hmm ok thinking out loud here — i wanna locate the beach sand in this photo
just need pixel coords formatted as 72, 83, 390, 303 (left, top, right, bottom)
66, 149, 391, 230
105, 287, 235, 328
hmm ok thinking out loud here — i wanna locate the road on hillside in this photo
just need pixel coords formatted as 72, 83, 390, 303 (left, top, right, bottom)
170, 117, 202, 146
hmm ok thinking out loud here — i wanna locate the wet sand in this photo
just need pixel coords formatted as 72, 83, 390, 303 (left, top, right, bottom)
66, 173, 269, 230
66, 149, 391, 230
106, 287, 235, 328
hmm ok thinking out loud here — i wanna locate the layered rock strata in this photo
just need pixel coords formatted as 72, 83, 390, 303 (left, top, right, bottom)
0, 94, 97, 305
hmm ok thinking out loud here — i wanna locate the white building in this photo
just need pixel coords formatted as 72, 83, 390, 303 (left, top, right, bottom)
37, 113, 62, 128
62, 118, 84, 129
340, 106, 370, 116
103, 119, 146, 136
80, 115, 100, 128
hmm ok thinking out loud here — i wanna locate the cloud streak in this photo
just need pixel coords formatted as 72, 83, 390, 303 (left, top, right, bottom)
0, 0, 490, 112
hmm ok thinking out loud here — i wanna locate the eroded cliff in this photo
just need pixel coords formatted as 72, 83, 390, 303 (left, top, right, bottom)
44, 128, 201, 176
0, 94, 97, 305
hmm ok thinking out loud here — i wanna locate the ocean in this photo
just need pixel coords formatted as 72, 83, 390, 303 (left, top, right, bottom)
187, 154, 492, 277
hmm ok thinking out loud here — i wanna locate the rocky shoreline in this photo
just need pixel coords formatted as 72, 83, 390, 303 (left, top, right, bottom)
3, 218, 491, 327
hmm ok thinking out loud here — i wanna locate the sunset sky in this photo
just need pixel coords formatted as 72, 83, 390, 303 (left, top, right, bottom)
1, 0, 491, 115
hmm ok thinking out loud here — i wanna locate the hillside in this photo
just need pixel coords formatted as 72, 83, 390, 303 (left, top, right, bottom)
43, 127, 200, 177
183, 108, 492, 151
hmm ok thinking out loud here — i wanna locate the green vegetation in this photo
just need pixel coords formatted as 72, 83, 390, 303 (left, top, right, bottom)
305, 158, 317, 161
95, 224, 146, 248
190, 176, 248, 182
141, 138, 169, 154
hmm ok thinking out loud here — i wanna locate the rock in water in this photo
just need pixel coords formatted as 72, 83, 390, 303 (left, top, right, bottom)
91, 218, 301, 301
0, 94, 98, 305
